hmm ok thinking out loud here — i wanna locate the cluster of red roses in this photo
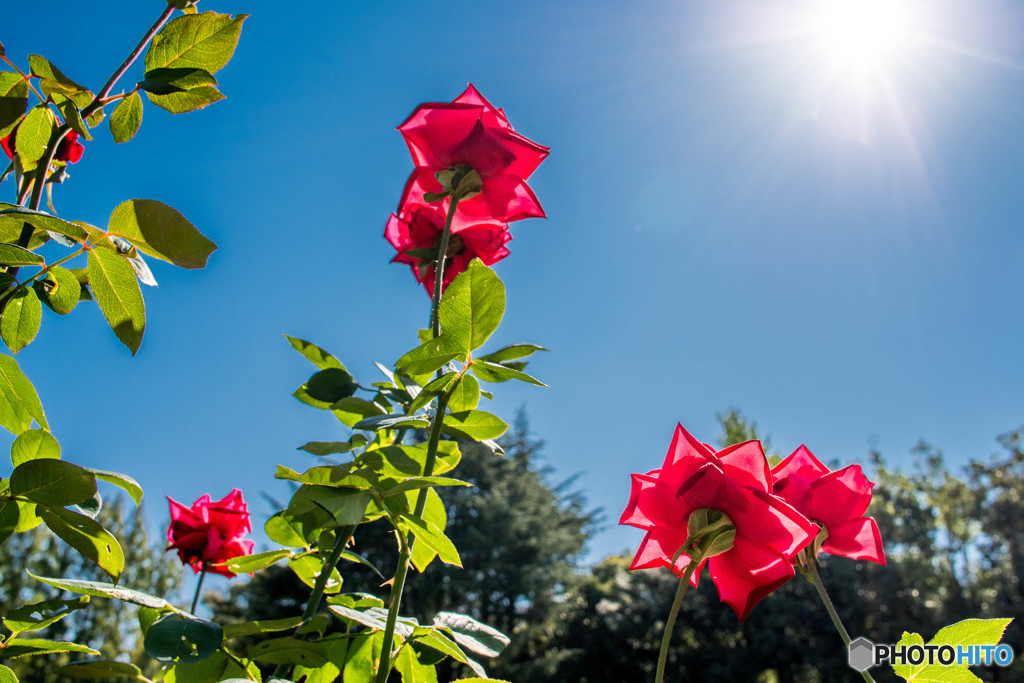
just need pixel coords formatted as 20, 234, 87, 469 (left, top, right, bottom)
620, 424, 885, 621
386, 84, 548, 293
2, 120, 85, 165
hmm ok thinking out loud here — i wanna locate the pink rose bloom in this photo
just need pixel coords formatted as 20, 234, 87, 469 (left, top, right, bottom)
385, 203, 510, 294
771, 446, 886, 565
621, 424, 818, 621
397, 84, 548, 223
167, 489, 254, 577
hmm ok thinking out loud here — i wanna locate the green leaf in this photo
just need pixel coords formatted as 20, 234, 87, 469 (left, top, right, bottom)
28, 55, 92, 105
285, 335, 348, 371
276, 464, 377, 489
433, 612, 510, 658
107, 199, 216, 269
248, 638, 329, 667
288, 485, 371, 526
477, 343, 547, 363
0, 72, 28, 138
893, 619, 1016, 682
0, 498, 20, 544
299, 439, 363, 456
0, 244, 44, 267
293, 635, 348, 683
438, 259, 505, 352
353, 414, 430, 432
0, 354, 48, 434
1, 286, 41, 354
0, 637, 99, 659
2, 596, 90, 635
448, 374, 480, 412
395, 334, 464, 377
10, 459, 96, 506
293, 368, 357, 409
931, 618, 1013, 650
217, 548, 291, 575
53, 660, 143, 679
109, 92, 143, 144
88, 248, 145, 354
470, 359, 547, 387
288, 554, 342, 594
0, 664, 13, 683
138, 67, 217, 95
401, 514, 461, 567
412, 627, 471, 665
28, 573, 168, 608
10, 428, 59, 466
146, 86, 224, 114
395, 644, 440, 683
59, 99, 91, 140
39, 506, 125, 580
441, 410, 509, 441
145, 12, 248, 74
144, 613, 222, 663
0, 206, 89, 243
222, 616, 302, 639
164, 651, 258, 683
332, 397, 385, 428
89, 469, 143, 506
381, 476, 471, 498
265, 511, 308, 548
14, 105, 53, 170
363, 443, 461, 479
34, 266, 81, 315
343, 632, 384, 682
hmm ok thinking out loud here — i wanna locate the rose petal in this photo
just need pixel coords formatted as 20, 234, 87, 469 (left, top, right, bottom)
709, 536, 796, 622
822, 517, 886, 564
806, 464, 874, 526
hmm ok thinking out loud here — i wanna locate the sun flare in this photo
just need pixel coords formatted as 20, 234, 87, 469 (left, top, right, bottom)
812, 0, 910, 74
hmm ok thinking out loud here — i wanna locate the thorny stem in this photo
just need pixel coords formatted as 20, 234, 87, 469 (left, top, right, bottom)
655, 560, 699, 683
376, 193, 462, 683
806, 558, 876, 683
0, 244, 90, 306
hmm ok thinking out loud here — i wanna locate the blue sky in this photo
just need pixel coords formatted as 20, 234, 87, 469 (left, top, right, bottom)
5, 0, 1024, 594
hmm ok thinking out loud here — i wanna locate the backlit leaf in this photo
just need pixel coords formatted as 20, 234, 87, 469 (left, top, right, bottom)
107, 199, 216, 269
88, 248, 145, 354
1, 286, 41, 354
145, 12, 248, 74
109, 92, 143, 144
38, 507, 125, 580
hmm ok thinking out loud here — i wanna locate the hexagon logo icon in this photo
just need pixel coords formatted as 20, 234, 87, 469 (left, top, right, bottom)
849, 637, 876, 672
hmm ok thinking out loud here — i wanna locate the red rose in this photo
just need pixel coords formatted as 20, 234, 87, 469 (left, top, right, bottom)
397, 84, 548, 223
771, 445, 886, 565
385, 203, 510, 294
166, 489, 254, 577
620, 424, 818, 621
55, 130, 84, 164
1, 130, 15, 160
1, 123, 84, 164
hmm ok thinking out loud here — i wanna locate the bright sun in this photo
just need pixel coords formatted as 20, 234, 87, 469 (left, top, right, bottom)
812, 0, 910, 74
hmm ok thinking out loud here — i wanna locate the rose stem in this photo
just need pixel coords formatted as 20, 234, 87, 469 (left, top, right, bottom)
375, 194, 461, 683
11, 3, 176, 276
190, 568, 207, 614
272, 524, 357, 680
655, 559, 699, 683
807, 559, 876, 683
